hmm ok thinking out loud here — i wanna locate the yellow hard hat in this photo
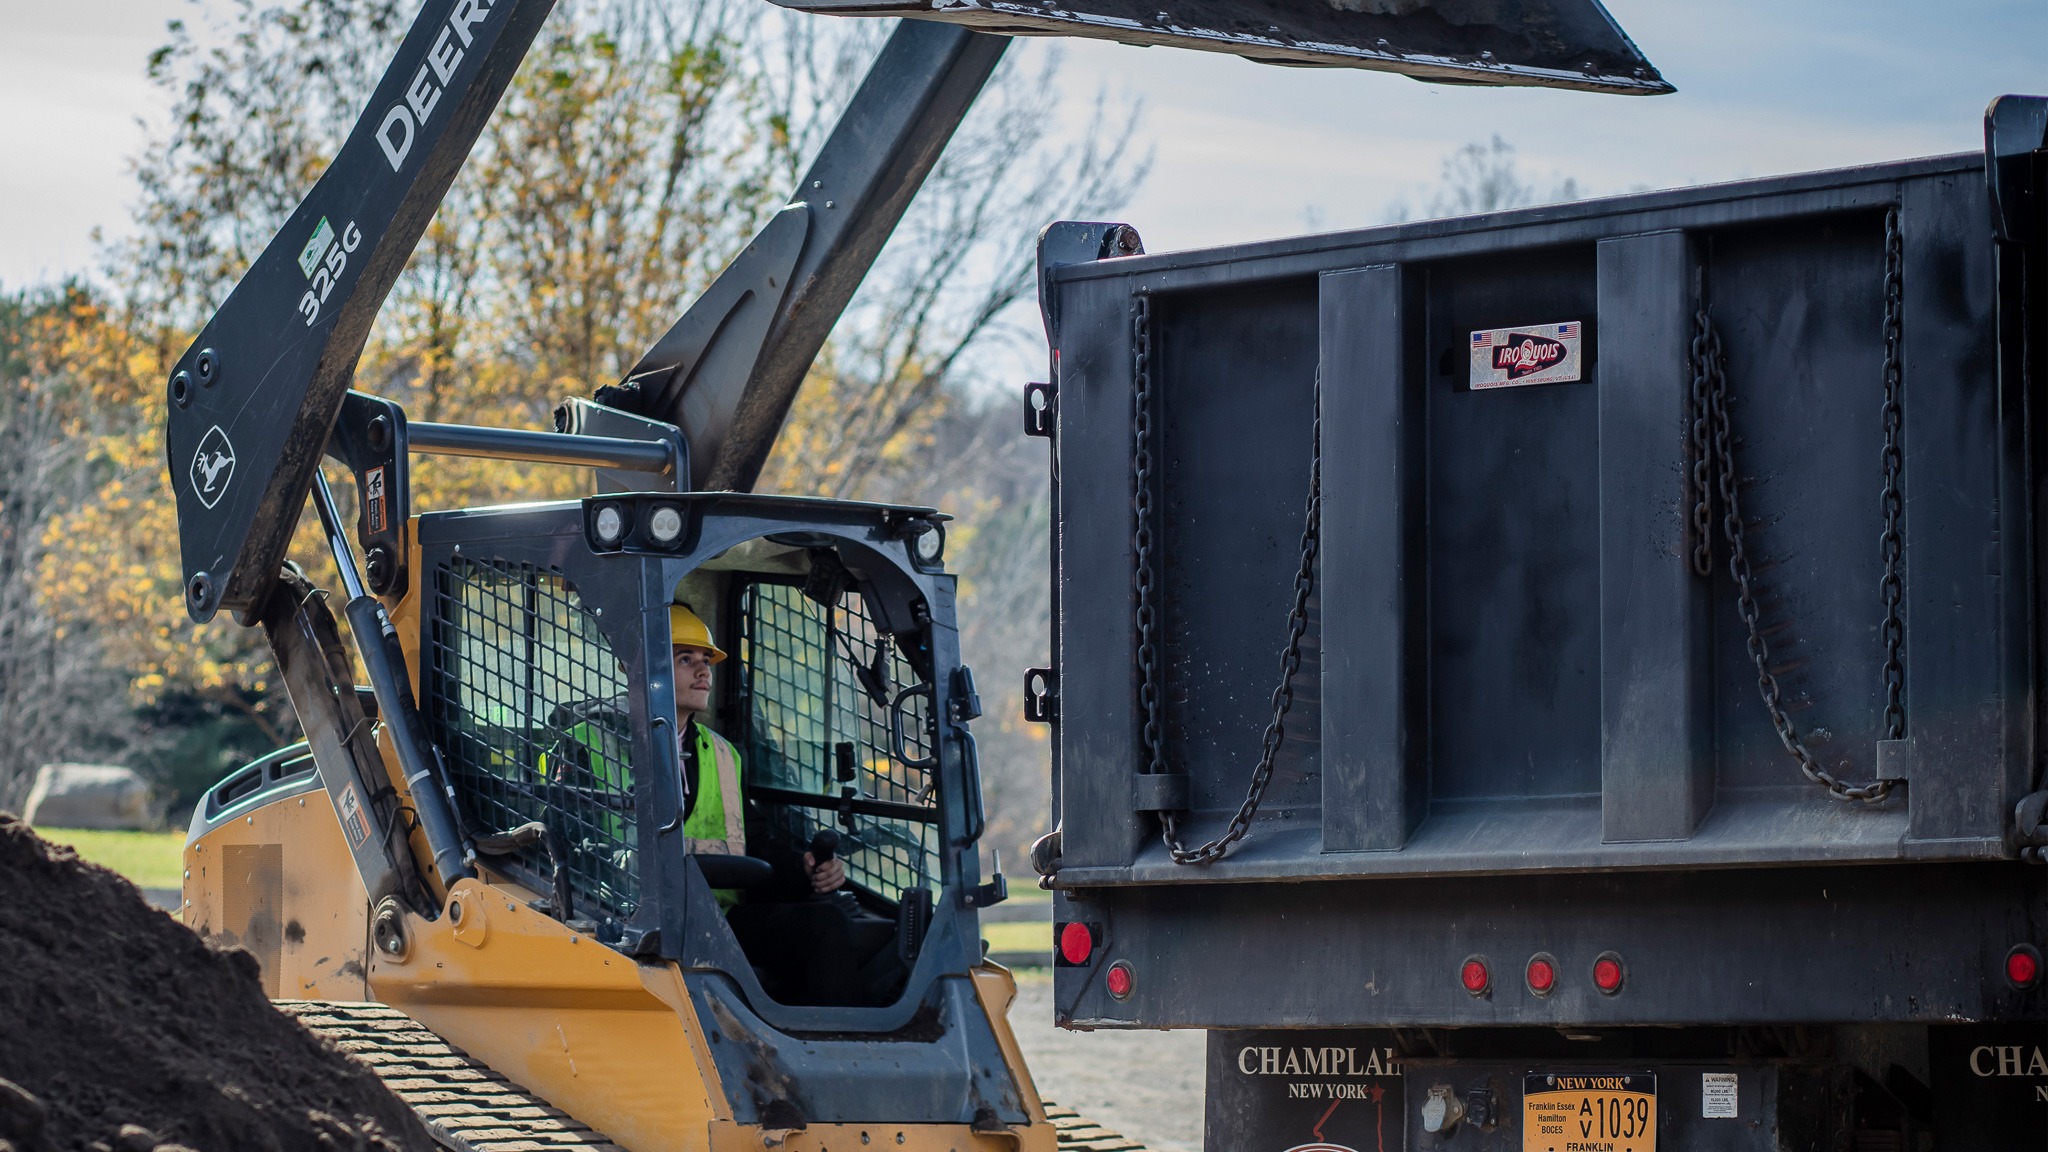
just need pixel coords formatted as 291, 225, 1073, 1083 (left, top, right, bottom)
669, 604, 727, 664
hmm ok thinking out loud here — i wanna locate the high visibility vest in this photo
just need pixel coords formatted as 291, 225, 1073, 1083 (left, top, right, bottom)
539, 715, 744, 856
538, 715, 746, 909
682, 722, 746, 858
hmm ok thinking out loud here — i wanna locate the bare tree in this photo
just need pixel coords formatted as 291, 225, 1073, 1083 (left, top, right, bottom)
122, 0, 409, 358
763, 68, 1145, 501
910, 401, 1056, 865
1386, 133, 1584, 223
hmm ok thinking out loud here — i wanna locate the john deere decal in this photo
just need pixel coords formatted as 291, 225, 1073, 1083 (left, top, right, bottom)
1469, 321, 1583, 390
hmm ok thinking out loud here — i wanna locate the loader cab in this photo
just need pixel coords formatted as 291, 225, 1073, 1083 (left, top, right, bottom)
187, 398, 1035, 1136
416, 490, 999, 1030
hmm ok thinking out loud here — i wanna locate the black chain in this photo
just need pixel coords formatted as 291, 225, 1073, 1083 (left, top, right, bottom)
1686, 207, 1905, 804
1688, 300, 1717, 577
1131, 294, 1167, 799
1130, 294, 1324, 865
1877, 209, 1907, 741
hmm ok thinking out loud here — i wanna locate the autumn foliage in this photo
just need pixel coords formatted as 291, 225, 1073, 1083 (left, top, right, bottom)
2, 0, 1140, 862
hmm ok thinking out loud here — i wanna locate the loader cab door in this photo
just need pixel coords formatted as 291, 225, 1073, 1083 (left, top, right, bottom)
715, 570, 943, 1006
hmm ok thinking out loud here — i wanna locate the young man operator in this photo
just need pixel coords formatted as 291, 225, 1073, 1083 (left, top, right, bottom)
668, 604, 842, 894
673, 604, 895, 1006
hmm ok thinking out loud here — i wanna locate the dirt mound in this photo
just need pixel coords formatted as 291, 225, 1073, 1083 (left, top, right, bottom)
0, 814, 434, 1152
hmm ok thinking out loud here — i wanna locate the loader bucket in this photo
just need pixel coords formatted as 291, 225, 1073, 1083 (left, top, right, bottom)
764, 0, 1671, 94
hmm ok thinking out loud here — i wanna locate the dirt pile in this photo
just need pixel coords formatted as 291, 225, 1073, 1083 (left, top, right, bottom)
0, 814, 434, 1152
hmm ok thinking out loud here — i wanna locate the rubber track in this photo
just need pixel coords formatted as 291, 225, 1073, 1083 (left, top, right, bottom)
280, 1000, 629, 1151
1040, 1104, 1148, 1152
285, 999, 1150, 1152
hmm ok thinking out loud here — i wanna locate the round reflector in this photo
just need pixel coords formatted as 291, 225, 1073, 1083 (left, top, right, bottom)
1106, 961, 1135, 1000
1059, 922, 1094, 966
1526, 954, 1557, 995
1460, 956, 1490, 995
1592, 953, 1625, 994
2007, 945, 2041, 989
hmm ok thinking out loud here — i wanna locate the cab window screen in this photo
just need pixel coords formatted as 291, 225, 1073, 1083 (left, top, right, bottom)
737, 580, 938, 904
427, 557, 637, 919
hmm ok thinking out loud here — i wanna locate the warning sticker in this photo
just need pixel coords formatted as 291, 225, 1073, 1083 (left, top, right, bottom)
337, 781, 371, 851
1469, 321, 1584, 390
1701, 1073, 1738, 1119
364, 466, 388, 535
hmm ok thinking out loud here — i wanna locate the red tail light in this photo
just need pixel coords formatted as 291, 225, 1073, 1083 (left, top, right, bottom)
1592, 952, 1625, 994
1055, 922, 1099, 967
1460, 956, 1490, 996
1106, 960, 1135, 999
2006, 945, 2040, 989
1526, 954, 1557, 995
1058, 922, 1094, 966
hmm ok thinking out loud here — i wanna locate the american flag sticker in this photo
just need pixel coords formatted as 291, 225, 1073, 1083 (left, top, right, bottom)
1469, 321, 1585, 390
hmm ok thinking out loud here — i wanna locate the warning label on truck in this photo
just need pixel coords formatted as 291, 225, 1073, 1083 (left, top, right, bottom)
1700, 1073, 1737, 1118
1470, 322, 1584, 390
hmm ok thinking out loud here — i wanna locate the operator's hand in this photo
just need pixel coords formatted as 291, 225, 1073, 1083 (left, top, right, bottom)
803, 852, 846, 894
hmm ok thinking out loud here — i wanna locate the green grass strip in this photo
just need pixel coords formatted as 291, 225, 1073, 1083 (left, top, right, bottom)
35, 827, 186, 890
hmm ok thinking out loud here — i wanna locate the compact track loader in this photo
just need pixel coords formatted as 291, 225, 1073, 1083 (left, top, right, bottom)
162, 0, 1665, 1147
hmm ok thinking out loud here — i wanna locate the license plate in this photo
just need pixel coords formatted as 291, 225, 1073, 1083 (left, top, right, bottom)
1522, 1073, 1656, 1152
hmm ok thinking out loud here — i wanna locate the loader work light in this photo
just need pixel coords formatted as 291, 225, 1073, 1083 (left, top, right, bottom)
648, 504, 685, 545
593, 503, 627, 546
765, 0, 1671, 95
583, 496, 703, 554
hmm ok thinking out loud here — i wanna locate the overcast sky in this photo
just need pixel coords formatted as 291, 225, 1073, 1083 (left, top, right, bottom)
4, 0, 2046, 291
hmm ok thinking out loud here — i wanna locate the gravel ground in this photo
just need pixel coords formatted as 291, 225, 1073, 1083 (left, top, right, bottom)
1007, 970, 1206, 1152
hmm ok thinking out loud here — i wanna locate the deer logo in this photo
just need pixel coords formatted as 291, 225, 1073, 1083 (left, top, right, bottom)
190, 425, 237, 510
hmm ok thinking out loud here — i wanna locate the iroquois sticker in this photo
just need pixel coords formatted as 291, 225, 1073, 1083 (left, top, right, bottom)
1470, 321, 1583, 389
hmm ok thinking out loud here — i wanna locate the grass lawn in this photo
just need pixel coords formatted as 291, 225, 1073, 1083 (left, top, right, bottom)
34, 827, 186, 890
981, 920, 1047, 957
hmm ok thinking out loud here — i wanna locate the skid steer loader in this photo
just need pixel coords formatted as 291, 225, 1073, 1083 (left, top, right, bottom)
163, 0, 1666, 1147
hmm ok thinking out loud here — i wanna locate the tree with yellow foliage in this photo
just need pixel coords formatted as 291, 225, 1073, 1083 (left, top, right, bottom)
0, 289, 160, 807
30, 0, 1142, 830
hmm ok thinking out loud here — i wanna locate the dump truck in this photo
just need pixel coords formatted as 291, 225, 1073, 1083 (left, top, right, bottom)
162, 0, 1670, 1147
1029, 97, 2048, 1150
